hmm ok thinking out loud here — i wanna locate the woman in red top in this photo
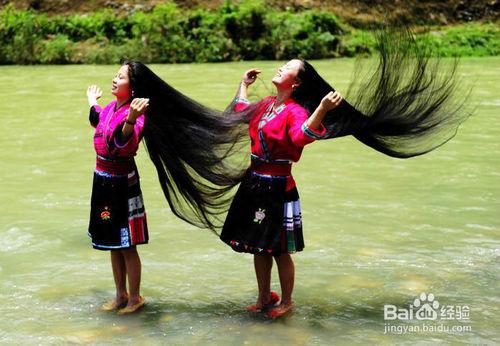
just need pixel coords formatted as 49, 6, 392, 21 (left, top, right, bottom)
220, 59, 343, 318
220, 30, 471, 317
86, 65, 149, 315
84, 61, 254, 314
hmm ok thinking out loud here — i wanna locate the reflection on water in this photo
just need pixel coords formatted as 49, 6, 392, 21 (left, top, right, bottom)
0, 58, 499, 344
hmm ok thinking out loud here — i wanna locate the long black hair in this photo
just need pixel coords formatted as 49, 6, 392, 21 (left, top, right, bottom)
124, 61, 248, 231
290, 27, 471, 158
122, 26, 470, 231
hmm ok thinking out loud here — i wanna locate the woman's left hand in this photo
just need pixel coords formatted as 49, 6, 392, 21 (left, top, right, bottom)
128, 98, 149, 121
319, 91, 343, 112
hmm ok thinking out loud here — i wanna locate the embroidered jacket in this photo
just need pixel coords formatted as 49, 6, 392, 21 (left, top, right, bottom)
235, 96, 327, 190
89, 101, 145, 174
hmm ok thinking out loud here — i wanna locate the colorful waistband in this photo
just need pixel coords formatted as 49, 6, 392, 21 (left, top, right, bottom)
250, 153, 292, 165
96, 155, 135, 175
249, 171, 289, 179
250, 155, 292, 176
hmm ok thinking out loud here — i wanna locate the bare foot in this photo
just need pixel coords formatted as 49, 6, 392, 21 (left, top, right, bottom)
266, 301, 293, 318
246, 291, 280, 313
117, 296, 146, 315
100, 295, 128, 312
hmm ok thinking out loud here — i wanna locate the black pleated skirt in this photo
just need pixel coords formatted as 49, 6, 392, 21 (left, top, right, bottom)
220, 171, 304, 256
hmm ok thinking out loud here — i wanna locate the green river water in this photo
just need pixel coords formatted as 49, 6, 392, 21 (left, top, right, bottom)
0, 58, 499, 345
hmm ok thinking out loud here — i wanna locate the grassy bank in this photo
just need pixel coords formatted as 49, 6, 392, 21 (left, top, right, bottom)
1, 1, 498, 64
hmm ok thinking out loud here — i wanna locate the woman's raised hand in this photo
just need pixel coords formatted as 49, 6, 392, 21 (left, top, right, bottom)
87, 85, 102, 100
87, 85, 102, 106
128, 98, 149, 121
320, 91, 343, 112
242, 69, 261, 87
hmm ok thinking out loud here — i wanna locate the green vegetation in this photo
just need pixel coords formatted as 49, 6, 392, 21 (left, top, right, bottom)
0, 1, 498, 64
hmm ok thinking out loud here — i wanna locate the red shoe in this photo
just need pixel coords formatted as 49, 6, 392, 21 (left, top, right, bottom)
246, 291, 281, 313
266, 302, 293, 319
268, 291, 281, 306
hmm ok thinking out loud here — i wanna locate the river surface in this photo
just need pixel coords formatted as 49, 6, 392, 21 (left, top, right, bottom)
0, 58, 499, 344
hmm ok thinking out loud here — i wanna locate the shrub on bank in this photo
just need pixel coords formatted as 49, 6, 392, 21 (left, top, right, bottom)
0, 2, 498, 64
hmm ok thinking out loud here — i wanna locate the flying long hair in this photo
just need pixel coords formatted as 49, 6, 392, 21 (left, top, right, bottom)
122, 26, 470, 231
289, 27, 471, 158
124, 61, 248, 231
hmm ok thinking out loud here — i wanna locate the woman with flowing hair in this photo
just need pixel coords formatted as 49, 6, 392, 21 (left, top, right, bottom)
86, 61, 246, 314
219, 28, 470, 318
